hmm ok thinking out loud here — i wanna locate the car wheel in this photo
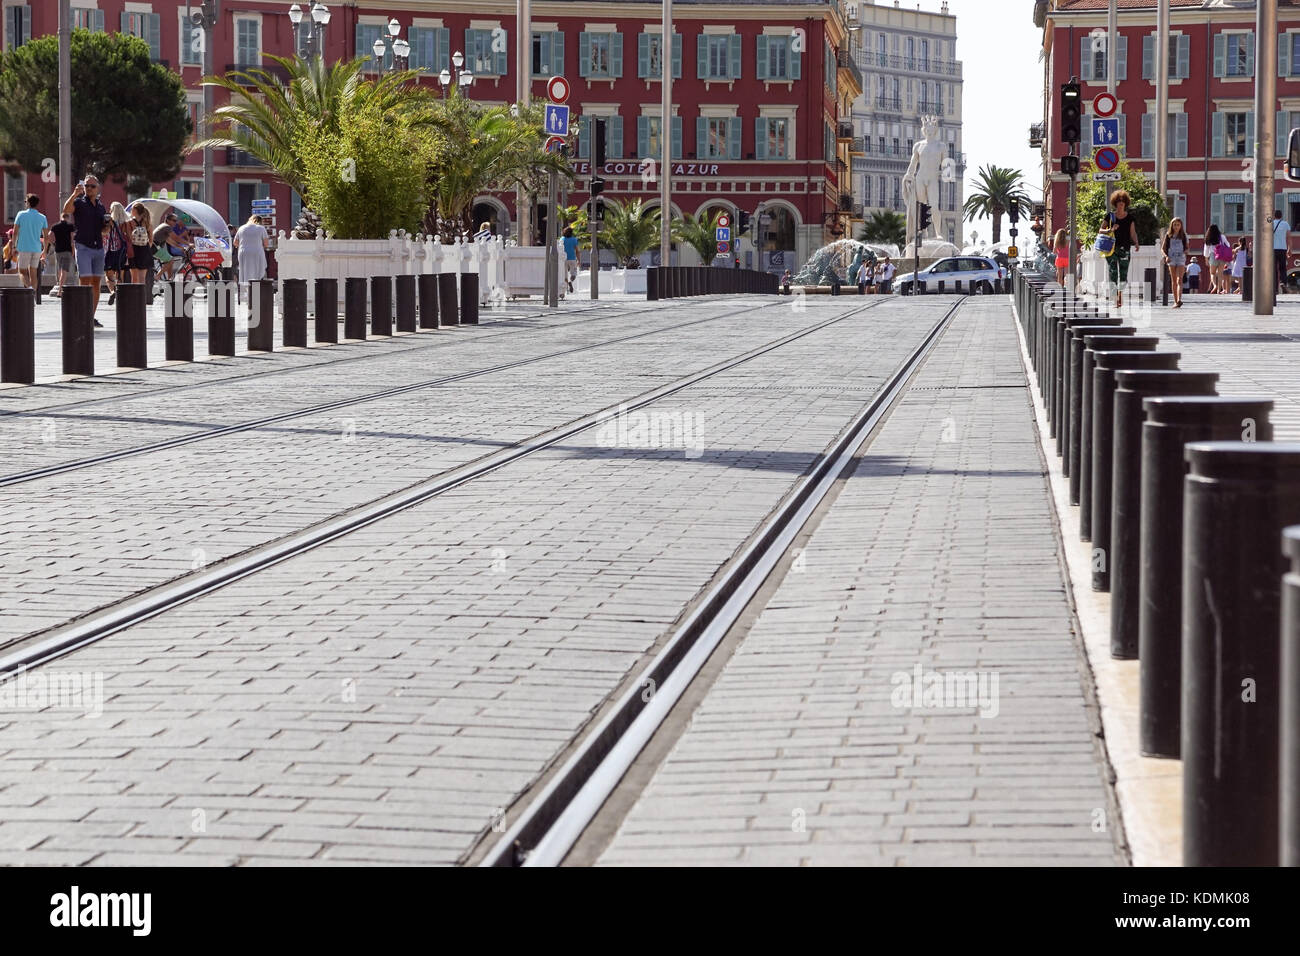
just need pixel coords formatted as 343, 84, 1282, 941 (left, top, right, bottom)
977, 280, 993, 295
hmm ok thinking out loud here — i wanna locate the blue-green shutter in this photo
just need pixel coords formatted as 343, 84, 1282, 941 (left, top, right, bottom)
1142, 35, 1153, 80
494, 30, 508, 76
756, 35, 769, 80
228, 182, 239, 226
609, 116, 623, 159
1213, 34, 1226, 76
291, 192, 302, 230
790, 42, 801, 80
1212, 112, 1224, 156
610, 33, 623, 77
1210, 194, 1223, 232
579, 32, 591, 77
1282, 33, 1292, 77
729, 33, 741, 79
696, 117, 707, 158
92, 10, 104, 32
1176, 113, 1188, 157
637, 116, 649, 157
1280, 111, 1291, 158
1141, 113, 1153, 158
577, 117, 587, 158
754, 118, 767, 160
552, 32, 564, 74
1080, 37, 1092, 82
1244, 31, 1255, 76
697, 34, 708, 78
437, 28, 450, 71
1115, 112, 1125, 146
1176, 35, 1188, 77
1117, 35, 1128, 80
728, 117, 741, 160
671, 117, 683, 159
672, 34, 682, 78
638, 33, 649, 77
1246, 111, 1255, 154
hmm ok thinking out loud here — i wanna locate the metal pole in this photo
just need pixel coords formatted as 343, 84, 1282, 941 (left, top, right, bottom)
545, 168, 558, 307
1155, 0, 1169, 198
590, 194, 600, 300
58, 0, 71, 208
1255, 0, 1278, 316
660, 0, 673, 266
517, 0, 532, 247
1067, 164, 1078, 291
1106, 0, 1117, 207
201, 2, 216, 210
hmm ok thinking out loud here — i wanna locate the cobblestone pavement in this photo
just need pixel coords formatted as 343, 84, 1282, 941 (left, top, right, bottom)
0, 294, 952, 865
598, 299, 1124, 866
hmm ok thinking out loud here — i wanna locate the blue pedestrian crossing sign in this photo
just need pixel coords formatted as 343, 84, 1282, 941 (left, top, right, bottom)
716, 226, 731, 242
1092, 118, 1119, 146
544, 104, 570, 137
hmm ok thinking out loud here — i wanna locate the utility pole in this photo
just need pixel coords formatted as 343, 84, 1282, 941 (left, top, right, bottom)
545, 167, 558, 307
1155, 0, 1169, 198
1254, 0, 1278, 315
58, 0, 71, 201
1105, 0, 1117, 207
660, 0, 673, 267
517, 0, 532, 247
190, 2, 219, 209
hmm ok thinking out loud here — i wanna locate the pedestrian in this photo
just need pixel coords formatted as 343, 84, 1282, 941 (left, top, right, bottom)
127, 203, 153, 285
49, 212, 76, 296
233, 213, 269, 283
1104, 189, 1140, 310
11, 193, 50, 304
104, 201, 130, 304
1052, 227, 1069, 286
561, 226, 578, 293
1186, 256, 1201, 294
1230, 237, 1250, 294
1271, 208, 1291, 294
61, 174, 107, 323
1161, 217, 1188, 309
1204, 224, 1230, 294
878, 255, 896, 294
1, 222, 14, 274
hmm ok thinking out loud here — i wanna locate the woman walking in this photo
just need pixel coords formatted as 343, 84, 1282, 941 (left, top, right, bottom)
127, 204, 153, 286
233, 213, 269, 283
1161, 217, 1189, 308
1052, 228, 1069, 285
1105, 190, 1140, 309
104, 202, 130, 304
1203, 224, 1230, 294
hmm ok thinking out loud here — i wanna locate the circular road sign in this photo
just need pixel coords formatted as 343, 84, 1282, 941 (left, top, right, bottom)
545, 136, 566, 154
717, 214, 730, 228
1092, 92, 1117, 118
547, 76, 570, 103
1094, 146, 1120, 171
717, 240, 731, 255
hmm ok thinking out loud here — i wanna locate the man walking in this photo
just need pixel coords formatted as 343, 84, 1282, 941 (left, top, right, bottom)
49, 213, 76, 297
62, 174, 107, 324
11, 193, 50, 304
1272, 209, 1292, 294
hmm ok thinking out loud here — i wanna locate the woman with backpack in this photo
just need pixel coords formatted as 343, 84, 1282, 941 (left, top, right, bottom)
127, 204, 153, 285
104, 202, 130, 305
1203, 224, 1231, 294
1161, 217, 1189, 309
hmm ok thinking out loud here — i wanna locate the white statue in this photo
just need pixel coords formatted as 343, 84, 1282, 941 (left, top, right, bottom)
902, 114, 945, 244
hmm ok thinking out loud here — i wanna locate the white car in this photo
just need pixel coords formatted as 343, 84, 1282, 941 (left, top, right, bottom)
895, 256, 1003, 295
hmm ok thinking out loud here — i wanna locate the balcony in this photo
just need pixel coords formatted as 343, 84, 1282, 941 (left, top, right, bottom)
837, 120, 855, 142
852, 201, 864, 219
918, 100, 943, 115
849, 136, 866, 156
874, 96, 902, 113
837, 45, 864, 92
838, 194, 854, 213
226, 147, 264, 168
867, 52, 963, 77
225, 61, 292, 84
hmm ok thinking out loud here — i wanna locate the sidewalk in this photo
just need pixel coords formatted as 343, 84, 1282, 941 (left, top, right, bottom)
597, 298, 1124, 866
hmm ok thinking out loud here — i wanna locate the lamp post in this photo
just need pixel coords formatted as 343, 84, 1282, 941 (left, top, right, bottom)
372, 17, 410, 73
288, 2, 330, 59
438, 51, 475, 96
190, 1, 219, 208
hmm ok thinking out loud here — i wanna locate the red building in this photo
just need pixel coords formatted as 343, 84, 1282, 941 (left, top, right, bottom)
1, 0, 863, 272
1039, 0, 1300, 248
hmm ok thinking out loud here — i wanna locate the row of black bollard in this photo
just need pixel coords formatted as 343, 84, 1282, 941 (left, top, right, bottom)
647, 266, 779, 299
1012, 264, 1300, 867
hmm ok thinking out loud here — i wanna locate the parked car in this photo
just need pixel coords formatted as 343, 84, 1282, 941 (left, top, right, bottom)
895, 256, 1002, 296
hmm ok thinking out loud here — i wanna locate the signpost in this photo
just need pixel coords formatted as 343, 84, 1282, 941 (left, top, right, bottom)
1091, 170, 1121, 182
544, 78, 569, 309
544, 104, 570, 137
1092, 92, 1117, 118
716, 215, 730, 264
546, 75, 570, 103
1094, 146, 1120, 171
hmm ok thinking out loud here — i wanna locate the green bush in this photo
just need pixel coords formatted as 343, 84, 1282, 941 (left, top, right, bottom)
1077, 159, 1169, 246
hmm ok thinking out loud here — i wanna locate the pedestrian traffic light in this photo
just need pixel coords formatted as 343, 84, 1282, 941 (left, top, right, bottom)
590, 176, 606, 197
588, 197, 606, 221
1061, 154, 1079, 177
594, 118, 607, 167
737, 210, 752, 235
918, 203, 932, 232
1060, 80, 1081, 144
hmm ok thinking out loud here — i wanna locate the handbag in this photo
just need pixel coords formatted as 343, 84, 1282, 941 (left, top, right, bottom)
1095, 223, 1116, 258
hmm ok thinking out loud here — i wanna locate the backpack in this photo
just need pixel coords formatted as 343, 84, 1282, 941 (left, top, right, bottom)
1214, 240, 1233, 263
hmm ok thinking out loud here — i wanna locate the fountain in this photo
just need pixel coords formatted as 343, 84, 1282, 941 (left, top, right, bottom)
792, 238, 881, 287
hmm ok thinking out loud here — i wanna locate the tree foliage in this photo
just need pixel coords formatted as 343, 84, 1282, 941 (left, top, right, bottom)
961, 164, 1031, 244
0, 30, 190, 184
859, 209, 907, 248
1076, 159, 1170, 246
672, 209, 726, 265
597, 199, 661, 268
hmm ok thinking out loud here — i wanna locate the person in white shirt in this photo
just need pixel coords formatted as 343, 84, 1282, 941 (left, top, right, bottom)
877, 256, 896, 294
1186, 257, 1201, 294
1271, 210, 1291, 294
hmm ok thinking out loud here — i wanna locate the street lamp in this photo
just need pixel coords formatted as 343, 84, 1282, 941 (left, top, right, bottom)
190, 1, 219, 208
288, 2, 330, 59
439, 51, 474, 95
372, 16, 411, 72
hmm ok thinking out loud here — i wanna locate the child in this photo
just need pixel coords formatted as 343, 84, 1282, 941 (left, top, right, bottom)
1186, 256, 1201, 294
1230, 238, 1249, 294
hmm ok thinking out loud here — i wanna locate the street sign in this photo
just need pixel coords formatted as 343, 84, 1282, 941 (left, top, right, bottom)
717, 214, 730, 228
1094, 146, 1120, 171
544, 104, 570, 137
1091, 118, 1119, 146
716, 226, 731, 242
717, 240, 730, 255
1092, 92, 1117, 118
547, 76, 570, 103
1092, 170, 1122, 181
545, 135, 566, 154
1008, 245, 1018, 258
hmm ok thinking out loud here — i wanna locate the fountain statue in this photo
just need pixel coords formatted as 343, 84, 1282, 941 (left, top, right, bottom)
901, 115, 960, 260
791, 239, 878, 286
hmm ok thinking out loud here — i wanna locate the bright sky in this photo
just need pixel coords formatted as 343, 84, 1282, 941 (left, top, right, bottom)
945, 0, 1046, 242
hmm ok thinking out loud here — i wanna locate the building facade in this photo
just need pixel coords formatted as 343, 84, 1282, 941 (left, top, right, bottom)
851, 0, 965, 246
1, 0, 863, 273
1039, 0, 1300, 250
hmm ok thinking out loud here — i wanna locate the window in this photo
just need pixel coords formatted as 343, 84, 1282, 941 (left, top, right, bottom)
697, 116, 740, 160
582, 32, 614, 77
757, 34, 800, 81
1142, 33, 1189, 80
1223, 194, 1247, 232
1079, 34, 1128, 82
235, 19, 260, 68
465, 27, 507, 76
920, 38, 929, 72
577, 115, 623, 160
639, 32, 682, 79
4, 4, 29, 50
1213, 32, 1255, 78
877, 135, 884, 154
893, 177, 901, 204
1289, 33, 1300, 76
1225, 111, 1250, 156
877, 32, 886, 67
905, 36, 914, 70
356, 23, 387, 72
637, 115, 682, 160
5, 171, 24, 223
74, 9, 105, 32
825, 38, 837, 97
878, 176, 886, 207
697, 34, 739, 80
179, 11, 202, 66
755, 117, 790, 160
409, 26, 450, 73
121, 12, 161, 61
1141, 112, 1188, 158
531, 31, 562, 77
178, 179, 204, 203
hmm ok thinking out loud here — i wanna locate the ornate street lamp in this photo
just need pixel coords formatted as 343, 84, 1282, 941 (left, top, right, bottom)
439, 51, 474, 95
288, 2, 330, 59
372, 16, 411, 72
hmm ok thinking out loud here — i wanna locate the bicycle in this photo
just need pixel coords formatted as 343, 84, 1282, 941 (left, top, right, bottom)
158, 245, 220, 284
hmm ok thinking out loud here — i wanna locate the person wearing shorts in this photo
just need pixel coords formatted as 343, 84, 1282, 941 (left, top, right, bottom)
1186, 257, 1201, 293
62, 174, 107, 320
11, 193, 49, 303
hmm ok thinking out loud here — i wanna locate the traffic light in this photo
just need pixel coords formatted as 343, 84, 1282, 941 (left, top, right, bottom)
1008, 203, 1020, 225
594, 118, 607, 167
1061, 154, 1079, 177
590, 176, 606, 197
588, 197, 606, 221
918, 203, 932, 232
737, 210, 752, 235
1060, 80, 1081, 144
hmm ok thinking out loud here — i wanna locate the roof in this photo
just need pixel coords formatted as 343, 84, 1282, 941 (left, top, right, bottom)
1053, 0, 1300, 8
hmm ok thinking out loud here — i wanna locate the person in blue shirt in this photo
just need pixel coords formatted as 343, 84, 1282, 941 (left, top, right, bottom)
562, 226, 579, 293
11, 193, 50, 303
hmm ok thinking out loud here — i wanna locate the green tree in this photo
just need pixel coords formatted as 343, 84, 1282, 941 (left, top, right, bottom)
597, 198, 661, 268
859, 209, 907, 248
297, 100, 429, 239
0, 30, 190, 184
1075, 159, 1170, 246
672, 209, 725, 265
961, 164, 1030, 244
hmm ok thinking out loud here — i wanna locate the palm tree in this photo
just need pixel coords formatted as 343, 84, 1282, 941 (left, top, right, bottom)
961, 164, 1030, 244
672, 209, 725, 265
598, 199, 661, 268
859, 210, 907, 249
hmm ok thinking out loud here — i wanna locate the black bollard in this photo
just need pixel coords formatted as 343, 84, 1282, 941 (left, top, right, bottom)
1063, 320, 1127, 480
1055, 313, 1110, 449
460, 270, 479, 325
371, 275, 393, 337
282, 278, 308, 348
1182, 441, 1300, 867
1241, 265, 1253, 303
647, 267, 659, 301
343, 277, 367, 340
115, 283, 148, 369
163, 278, 193, 362
1284, 525, 1300, 866
314, 277, 338, 343
417, 273, 440, 329
394, 275, 417, 332
438, 272, 459, 325
0, 287, 35, 384
207, 280, 236, 357
1108, 369, 1219, 659
247, 279, 275, 352
1138, 397, 1274, 759
60, 285, 95, 376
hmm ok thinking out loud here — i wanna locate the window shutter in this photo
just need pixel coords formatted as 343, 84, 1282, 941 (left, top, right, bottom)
609, 116, 623, 159
1210, 194, 1223, 232
790, 41, 801, 79
1115, 111, 1125, 146
1117, 35, 1128, 80
697, 34, 708, 78
1245, 31, 1255, 76
1282, 32, 1292, 77
1142, 34, 1153, 80
291, 192, 302, 231
1213, 33, 1225, 77
671, 34, 682, 78
1246, 111, 1255, 153
1176, 113, 1188, 158
729, 33, 741, 79
728, 117, 741, 159
579, 32, 591, 77
610, 33, 623, 77
577, 117, 588, 158
121, 12, 129, 37
755, 118, 767, 160
1212, 112, 1224, 156
494, 31, 508, 76
672, 116, 683, 159
756, 35, 769, 80
1080, 37, 1092, 82
1141, 113, 1153, 158
1175, 35, 1188, 78
1280, 111, 1291, 157
1245, 201, 1254, 235
1082, 112, 1092, 150
92, 10, 105, 32
638, 33, 649, 78
637, 116, 648, 158
228, 182, 240, 226
696, 116, 707, 158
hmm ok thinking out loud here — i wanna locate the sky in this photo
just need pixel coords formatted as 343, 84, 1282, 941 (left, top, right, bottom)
944, 0, 1046, 242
